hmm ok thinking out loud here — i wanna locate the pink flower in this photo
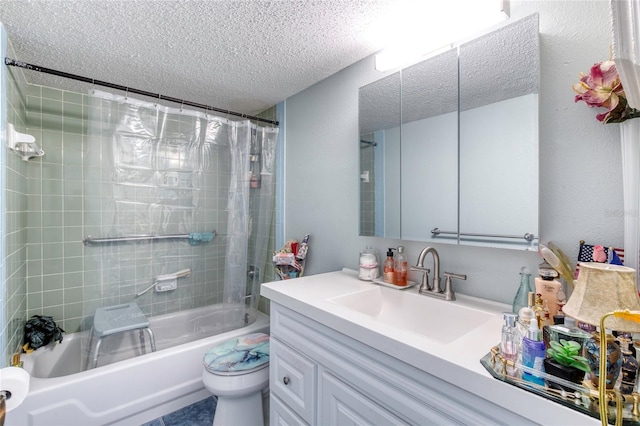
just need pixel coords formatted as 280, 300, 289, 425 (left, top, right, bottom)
573, 61, 640, 123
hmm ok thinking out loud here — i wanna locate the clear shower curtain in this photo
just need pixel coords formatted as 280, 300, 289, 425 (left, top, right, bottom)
83, 90, 278, 367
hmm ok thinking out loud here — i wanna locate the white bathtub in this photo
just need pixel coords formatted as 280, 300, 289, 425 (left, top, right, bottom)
6, 305, 270, 426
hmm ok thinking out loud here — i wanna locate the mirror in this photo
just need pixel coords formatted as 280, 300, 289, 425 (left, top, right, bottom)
401, 49, 459, 243
359, 72, 401, 238
458, 14, 539, 248
358, 14, 539, 250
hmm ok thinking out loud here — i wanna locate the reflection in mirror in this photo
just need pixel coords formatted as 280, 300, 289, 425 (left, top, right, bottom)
358, 14, 539, 250
401, 49, 458, 243
458, 14, 539, 248
359, 72, 401, 238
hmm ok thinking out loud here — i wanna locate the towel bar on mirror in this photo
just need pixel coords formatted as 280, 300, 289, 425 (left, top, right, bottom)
430, 228, 535, 242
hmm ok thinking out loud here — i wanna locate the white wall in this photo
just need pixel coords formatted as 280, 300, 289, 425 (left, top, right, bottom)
283, 0, 622, 304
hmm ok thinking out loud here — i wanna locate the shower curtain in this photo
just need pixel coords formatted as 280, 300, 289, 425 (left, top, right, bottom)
82, 90, 278, 366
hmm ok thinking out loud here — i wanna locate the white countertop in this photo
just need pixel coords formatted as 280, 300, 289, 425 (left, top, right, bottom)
262, 268, 600, 426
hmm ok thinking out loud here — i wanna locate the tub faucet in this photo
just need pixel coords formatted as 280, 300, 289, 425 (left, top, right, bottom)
411, 247, 466, 301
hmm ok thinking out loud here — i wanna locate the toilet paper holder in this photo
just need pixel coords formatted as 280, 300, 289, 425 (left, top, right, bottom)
1, 389, 8, 426
0, 366, 30, 423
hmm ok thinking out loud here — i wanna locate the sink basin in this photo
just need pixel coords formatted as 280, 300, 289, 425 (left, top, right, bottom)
327, 286, 496, 343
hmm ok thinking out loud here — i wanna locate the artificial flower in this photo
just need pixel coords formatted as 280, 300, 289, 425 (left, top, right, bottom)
573, 60, 640, 123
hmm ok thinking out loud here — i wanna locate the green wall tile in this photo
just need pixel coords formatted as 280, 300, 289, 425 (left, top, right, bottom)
27, 293, 43, 310
41, 87, 62, 101
63, 91, 82, 105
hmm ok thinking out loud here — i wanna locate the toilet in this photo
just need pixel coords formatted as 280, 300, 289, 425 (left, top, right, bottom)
202, 332, 270, 426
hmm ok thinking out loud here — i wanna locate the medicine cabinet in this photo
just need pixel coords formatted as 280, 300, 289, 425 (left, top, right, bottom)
359, 14, 539, 250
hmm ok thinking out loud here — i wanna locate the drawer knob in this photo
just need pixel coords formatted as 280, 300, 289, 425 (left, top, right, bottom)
282, 376, 290, 385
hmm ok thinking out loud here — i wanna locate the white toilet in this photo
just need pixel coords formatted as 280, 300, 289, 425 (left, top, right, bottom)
202, 332, 270, 426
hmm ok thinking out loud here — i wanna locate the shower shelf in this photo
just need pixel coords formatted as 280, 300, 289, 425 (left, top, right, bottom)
83, 231, 216, 246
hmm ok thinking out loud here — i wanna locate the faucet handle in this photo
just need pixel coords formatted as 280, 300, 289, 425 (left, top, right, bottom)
443, 272, 466, 281
411, 265, 431, 293
442, 272, 467, 301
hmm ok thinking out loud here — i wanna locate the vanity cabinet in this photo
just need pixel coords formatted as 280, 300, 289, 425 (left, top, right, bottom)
269, 303, 534, 426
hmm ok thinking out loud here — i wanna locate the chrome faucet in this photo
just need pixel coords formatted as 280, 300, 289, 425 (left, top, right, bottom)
411, 247, 466, 301
413, 247, 441, 293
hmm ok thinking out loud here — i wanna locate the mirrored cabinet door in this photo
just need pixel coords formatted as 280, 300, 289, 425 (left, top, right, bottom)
458, 14, 539, 249
401, 49, 459, 243
359, 72, 401, 238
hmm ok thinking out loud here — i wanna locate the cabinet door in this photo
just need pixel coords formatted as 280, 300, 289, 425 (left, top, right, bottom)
270, 337, 316, 423
320, 370, 408, 426
270, 394, 308, 426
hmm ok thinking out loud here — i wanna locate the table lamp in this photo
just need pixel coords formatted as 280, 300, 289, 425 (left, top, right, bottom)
563, 262, 640, 332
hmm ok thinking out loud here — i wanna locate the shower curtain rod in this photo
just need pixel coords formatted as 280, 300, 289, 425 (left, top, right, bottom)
4, 57, 279, 126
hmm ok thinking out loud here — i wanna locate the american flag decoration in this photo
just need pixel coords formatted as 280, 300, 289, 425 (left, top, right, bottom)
575, 240, 625, 279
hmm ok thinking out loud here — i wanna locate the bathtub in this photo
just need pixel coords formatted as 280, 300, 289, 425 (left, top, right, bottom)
6, 305, 270, 426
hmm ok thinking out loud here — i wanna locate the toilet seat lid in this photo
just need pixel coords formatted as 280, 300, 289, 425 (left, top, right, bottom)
203, 332, 269, 375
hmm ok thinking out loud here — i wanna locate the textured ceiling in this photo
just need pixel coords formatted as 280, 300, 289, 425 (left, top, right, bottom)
0, 0, 408, 116
359, 14, 539, 134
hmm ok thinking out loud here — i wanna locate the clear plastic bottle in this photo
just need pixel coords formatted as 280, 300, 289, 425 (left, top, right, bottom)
512, 266, 533, 314
394, 246, 407, 286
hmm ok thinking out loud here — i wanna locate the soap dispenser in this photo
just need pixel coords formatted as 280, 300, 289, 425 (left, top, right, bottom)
394, 246, 407, 286
383, 248, 395, 284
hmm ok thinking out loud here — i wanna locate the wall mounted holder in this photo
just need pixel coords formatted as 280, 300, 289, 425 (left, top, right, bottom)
6, 123, 43, 161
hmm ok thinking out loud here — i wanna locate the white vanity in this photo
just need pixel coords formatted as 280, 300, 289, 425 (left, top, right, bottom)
261, 269, 598, 425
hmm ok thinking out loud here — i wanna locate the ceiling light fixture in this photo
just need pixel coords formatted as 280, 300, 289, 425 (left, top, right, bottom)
372, 0, 510, 72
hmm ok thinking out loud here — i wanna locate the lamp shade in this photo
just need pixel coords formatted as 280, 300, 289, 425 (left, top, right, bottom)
563, 262, 640, 332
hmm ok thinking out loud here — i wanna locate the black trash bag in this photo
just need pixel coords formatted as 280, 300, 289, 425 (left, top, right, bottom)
23, 315, 64, 351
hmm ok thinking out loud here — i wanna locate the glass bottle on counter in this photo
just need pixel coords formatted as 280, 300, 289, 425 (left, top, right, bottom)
512, 266, 533, 314
501, 312, 519, 362
522, 319, 546, 386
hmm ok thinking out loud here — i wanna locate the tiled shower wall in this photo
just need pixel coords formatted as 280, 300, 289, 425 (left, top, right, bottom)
2, 70, 278, 364
24, 84, 89, 335
359, 134, 375, 236
3, 47, 29, 364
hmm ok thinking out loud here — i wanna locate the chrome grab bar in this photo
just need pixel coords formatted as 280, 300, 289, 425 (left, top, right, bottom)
83, 231, 216, 246
430, 228, 535, 242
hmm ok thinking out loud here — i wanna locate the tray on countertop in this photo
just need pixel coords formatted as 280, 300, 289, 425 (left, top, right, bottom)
481, 347, 640, 425
371, 278, 418, 290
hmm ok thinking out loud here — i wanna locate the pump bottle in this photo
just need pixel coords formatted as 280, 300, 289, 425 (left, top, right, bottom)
394, 246, 407, 286
383, 248, 395, 284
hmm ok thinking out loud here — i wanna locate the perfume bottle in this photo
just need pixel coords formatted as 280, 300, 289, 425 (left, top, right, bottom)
501, 312, 518, 362
512, 267, 533, 314
516, 307, 535, 358
521, 318, 546, 386
619, 338, 639, 395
